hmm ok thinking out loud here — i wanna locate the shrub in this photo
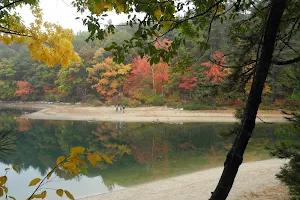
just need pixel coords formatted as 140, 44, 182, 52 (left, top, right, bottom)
145, 94, 164, 106
128, 99, 141, 107
273, 114, 300, 200
119, 97, 129, 106
180, 104, 217, 110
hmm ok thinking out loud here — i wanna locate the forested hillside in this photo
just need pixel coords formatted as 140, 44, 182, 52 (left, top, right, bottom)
0, 25, 299, 109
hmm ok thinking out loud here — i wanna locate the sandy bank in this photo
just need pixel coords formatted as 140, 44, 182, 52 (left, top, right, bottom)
15, 104, 288, 123
80, 159, 288, 200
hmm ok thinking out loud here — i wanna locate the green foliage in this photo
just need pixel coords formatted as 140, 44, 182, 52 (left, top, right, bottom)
145, 94, 164, 106
179, 104, 217, 110
273, 114, 300, 200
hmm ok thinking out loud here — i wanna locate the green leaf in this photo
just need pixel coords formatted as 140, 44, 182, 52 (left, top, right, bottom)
29, 178, 41, 186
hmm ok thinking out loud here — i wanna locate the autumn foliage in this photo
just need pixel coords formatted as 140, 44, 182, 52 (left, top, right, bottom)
201, 51, 228, 84
87, 57, 131, 101
14, 81, 34, 99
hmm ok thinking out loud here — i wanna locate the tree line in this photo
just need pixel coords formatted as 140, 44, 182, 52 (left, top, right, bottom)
0, 28, 298, 109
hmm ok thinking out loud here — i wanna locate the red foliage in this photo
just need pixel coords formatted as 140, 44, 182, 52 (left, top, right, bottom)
43, 85, 57, 96
179, 75, 197, 90
153, 61, 169, 93
201, 51, 228, 84
14, 81, 34, 98
16, 118, 31, 132
154, 38, 172, 51
123, 56, 152, 96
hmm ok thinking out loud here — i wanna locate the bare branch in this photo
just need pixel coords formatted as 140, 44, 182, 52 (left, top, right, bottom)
272, 56, 300, 65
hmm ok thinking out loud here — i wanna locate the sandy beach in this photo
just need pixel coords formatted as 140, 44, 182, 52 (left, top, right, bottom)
2, 103, 288, 123
80, 159, 288, 200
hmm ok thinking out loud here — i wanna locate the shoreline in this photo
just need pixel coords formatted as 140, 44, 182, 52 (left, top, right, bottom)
80, 159, 288, 200
0, 102, 289, 123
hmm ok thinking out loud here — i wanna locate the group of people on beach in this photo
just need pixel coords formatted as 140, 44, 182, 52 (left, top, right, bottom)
116, 104, 125, 113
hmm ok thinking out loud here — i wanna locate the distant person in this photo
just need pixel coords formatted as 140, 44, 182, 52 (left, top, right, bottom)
116, 104, 119, 112
122, 105, 125, 113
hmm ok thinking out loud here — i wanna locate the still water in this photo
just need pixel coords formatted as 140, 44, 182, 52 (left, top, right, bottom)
0, 109, 280, 199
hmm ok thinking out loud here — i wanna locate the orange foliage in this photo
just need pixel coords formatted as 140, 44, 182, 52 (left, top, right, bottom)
201, 51, 228, 84
14, 81, 34, 99
87, 57, 131, 101
16, 118, 31, 132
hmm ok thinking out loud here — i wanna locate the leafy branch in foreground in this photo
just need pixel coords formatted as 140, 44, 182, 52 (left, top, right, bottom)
1, 146, 112, 200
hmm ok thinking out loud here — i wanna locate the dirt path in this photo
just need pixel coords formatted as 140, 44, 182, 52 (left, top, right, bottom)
80, 159, 288, 200
14, 104, 289, 123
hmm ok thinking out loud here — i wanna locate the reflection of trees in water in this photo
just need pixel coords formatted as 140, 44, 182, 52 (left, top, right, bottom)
1, 111, 279, 187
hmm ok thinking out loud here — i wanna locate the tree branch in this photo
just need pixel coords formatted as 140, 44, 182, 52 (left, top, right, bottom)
272, 56, 300, 65
0, 0, 25, 10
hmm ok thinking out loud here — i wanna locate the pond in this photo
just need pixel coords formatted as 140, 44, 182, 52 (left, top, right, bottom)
0, 109, 281, 199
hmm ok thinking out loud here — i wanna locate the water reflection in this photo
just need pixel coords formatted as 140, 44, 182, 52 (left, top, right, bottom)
0, 110, 280, 198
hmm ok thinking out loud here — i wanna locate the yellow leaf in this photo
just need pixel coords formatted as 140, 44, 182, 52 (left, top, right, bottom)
30, 191, 46, 199
70, 146, 85, 156
41, 191, 47, 199
56, 189, 63, 197
87, 153, 102, 167
65, 190, 75, 200
56, 156, 65, 165
101, 154, 113, 164
1, 186, 8, 193
12, 165, 18, 173
0, 176, 7, 185
29, 178, 41, 186
0, 188, 3, 197
9, 196, 16, 200
154, 9, 162, 20
46, 169, 56, 179
5, 168, 10, 171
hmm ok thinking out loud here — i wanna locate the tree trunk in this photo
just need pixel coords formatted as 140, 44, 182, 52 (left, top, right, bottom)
151, 65, 156, 92
209, 0, 287, 199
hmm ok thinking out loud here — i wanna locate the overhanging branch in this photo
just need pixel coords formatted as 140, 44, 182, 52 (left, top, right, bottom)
272, 56, 300, 65
0, 0, 25, 10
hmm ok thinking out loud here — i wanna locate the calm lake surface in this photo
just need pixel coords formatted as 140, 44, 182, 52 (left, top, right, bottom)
0, 109, 281, 199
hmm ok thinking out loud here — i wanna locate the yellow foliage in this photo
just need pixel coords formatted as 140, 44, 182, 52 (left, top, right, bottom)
0, 188, 3, 197
154, 9, 162, 20
29, 178, 41, 186
28, 191, 46, 199
0, 6, 81, 67
46, 169, 55, 179
101, 154, 113, 164
65, 190, 75, 200
56, 156, 65, 165
70, 146, 86, 156
1, 186, 8, 193
56, 189, 63, 197
12, 165, 18, 173
87, 57, 131, 100
0, 176, 7, 186
87, 153, 102, 166
9, 196, 16, 200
